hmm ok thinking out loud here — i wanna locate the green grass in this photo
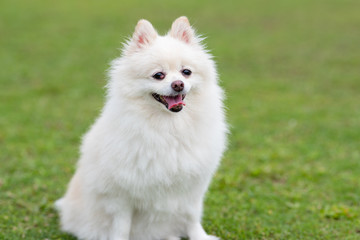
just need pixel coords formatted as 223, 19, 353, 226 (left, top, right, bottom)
1, 0, 360, 239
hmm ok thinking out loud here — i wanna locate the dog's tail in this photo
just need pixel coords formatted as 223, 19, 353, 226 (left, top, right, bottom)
54, 198, 64, 212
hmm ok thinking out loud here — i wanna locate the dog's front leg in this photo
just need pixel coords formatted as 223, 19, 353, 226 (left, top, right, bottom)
187, 222, 219, 240
106, 198, 133, 240
186, 200, 219, 240
109, 212, 132, 240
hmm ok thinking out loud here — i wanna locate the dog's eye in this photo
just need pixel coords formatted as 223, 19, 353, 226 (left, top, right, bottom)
182, 69, 192, 76
152, 72, 165, 80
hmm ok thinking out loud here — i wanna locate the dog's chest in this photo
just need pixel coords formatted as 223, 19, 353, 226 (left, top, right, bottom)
105, 121, 214, 195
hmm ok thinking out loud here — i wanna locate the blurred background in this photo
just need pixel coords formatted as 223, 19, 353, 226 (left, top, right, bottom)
1, 0, 359, 239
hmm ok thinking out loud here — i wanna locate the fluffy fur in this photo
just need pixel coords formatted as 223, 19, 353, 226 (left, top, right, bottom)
55, 16, 227, 240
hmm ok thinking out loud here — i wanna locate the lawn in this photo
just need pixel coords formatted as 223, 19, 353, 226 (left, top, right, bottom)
1, 0, 360, 239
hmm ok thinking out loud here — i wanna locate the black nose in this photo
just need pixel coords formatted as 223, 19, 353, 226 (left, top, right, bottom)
171, 80, 184, 92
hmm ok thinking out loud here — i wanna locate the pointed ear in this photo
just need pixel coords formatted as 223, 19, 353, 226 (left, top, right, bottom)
131, 19, 157, 49
169, 16, 195, 44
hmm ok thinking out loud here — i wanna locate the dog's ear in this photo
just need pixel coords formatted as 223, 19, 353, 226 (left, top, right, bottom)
169, 16, 195, 44
131, 19, 158, 49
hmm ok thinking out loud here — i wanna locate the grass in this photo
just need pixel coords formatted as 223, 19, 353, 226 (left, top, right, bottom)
1, 0, 360, 239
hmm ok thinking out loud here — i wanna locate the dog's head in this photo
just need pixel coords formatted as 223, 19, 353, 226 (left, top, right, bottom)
109, 17, 217, 114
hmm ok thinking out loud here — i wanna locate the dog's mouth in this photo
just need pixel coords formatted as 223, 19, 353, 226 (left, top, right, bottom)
152, 93, 186, 112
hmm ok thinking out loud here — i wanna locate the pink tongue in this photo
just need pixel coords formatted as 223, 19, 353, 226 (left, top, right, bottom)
164, 95, 185, 109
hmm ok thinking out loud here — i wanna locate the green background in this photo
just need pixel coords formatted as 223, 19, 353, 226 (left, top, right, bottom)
1, 0, 359, 239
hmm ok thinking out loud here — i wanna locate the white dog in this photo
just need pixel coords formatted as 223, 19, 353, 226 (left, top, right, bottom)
55, 16, 227, 240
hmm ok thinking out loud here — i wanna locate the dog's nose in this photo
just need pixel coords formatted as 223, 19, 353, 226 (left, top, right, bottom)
171, 80, 184, 92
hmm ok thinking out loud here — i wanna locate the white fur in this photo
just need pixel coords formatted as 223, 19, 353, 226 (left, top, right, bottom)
56, 17, 227, 240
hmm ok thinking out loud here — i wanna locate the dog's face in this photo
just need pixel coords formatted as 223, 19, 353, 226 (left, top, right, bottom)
113, 17, 216, 113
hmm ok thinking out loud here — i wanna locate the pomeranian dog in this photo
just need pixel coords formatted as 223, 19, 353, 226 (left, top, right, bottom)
55, 16, 227, 240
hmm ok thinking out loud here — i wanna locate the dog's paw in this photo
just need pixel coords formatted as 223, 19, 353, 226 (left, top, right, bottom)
201, 235, 220, 240
165, 237, 180, 240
